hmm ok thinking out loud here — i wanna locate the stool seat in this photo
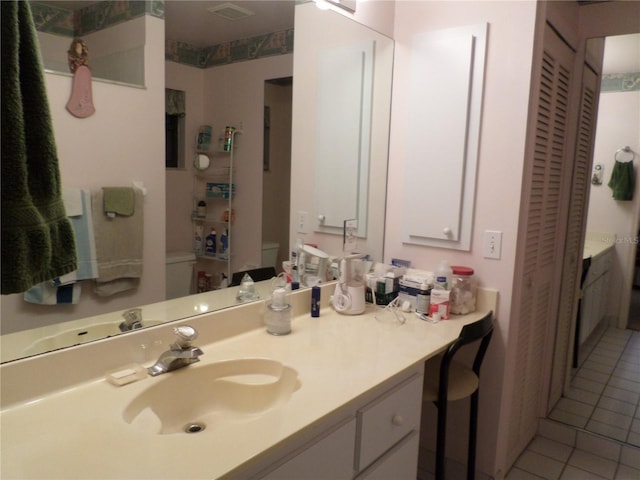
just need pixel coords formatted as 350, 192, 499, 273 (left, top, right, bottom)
423, 359, 479, 402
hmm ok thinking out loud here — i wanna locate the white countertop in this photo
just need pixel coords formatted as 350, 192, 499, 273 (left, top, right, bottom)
1, 288, 497, 480
583, 232, 615, 260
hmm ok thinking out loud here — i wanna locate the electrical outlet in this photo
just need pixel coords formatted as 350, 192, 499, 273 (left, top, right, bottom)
483, 230, 502, 259
297, 211, 309, 234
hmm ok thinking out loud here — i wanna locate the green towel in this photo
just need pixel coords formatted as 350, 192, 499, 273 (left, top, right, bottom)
1, 1, 77, 294
608, 160, 635, 201
103, 187, 135, 216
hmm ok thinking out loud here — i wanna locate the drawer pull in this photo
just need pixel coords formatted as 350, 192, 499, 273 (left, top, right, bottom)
391, 414, 404, 426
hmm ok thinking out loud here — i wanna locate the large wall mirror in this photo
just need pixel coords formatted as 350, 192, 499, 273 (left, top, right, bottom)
1, 1, 394, 363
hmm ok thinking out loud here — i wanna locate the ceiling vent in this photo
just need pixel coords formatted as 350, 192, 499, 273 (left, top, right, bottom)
206, 3, 255, 20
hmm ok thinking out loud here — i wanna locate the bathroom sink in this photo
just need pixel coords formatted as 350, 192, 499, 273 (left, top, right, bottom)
122, 358, 301, 435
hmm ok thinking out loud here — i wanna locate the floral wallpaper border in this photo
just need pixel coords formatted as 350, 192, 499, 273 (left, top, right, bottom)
31, 0, 293, 69
30, 1, 164, 38
601, 72, 640, 92
165, 29, 294, 69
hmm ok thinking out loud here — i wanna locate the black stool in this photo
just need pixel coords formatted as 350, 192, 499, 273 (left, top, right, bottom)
422, 311, 494, 480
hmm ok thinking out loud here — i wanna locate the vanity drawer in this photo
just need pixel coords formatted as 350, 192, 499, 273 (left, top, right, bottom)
355, 373, 423, 470
356, 430, 419, 480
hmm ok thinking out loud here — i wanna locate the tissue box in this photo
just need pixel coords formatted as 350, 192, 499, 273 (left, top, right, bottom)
397, 269, 434, 310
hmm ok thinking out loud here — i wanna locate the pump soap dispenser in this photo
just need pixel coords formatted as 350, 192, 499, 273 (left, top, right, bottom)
265, 286, 292, 335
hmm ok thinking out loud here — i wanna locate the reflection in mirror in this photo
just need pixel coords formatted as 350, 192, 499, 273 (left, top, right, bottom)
1, 1, 394, 363
550, 33, 640, 447
30, 1, 158, 87
290, 2, 393, 260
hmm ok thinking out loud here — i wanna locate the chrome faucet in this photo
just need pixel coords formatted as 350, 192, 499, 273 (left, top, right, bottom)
119, 308, 143, 332
148, 325, 204, 376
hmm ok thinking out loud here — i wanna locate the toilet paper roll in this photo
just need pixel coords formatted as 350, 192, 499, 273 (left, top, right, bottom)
194, 154, 210, 171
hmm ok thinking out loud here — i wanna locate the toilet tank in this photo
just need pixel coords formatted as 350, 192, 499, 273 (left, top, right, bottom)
166, 251, 196, 299
262, 242, 280, 269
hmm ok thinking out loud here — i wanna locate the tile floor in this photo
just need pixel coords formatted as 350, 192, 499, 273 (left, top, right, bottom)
549, 327, 640, 445
506, 419, 640, 480
506, 325, 640, 480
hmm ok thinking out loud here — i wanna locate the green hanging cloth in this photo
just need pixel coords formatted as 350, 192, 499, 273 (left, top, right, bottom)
1, 0, 77, 294
608, 160, 635, 201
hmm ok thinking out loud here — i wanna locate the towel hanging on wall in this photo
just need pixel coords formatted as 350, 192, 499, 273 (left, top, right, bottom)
608, 147, 635, 201
1, 0, 77, 295
91, 188, 144, 296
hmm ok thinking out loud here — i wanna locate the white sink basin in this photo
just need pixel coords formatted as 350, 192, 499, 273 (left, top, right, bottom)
122, 358, 301, 435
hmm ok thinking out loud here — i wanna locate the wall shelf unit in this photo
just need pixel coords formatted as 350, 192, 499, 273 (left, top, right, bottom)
192, 129, 241, 290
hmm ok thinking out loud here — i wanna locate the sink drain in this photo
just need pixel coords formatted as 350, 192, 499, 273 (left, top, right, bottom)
184, 422, 206, 434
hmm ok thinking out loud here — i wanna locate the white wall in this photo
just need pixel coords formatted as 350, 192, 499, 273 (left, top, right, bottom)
0, 16, 165, 335
586, 33, 640, 325
385, 1, 537, 476
203, 55, 294, 273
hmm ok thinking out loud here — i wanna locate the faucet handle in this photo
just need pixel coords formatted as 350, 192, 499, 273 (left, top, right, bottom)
173, 325, 198, 348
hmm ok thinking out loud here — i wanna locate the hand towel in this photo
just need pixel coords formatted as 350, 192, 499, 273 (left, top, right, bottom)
53, 189, 98, 284
92, 189, 144, 296
1, 0, 77, 294
608, 160, 635, 201
24, 189, 98, 304
24, 281, 81, 305
103, 187, 135, 217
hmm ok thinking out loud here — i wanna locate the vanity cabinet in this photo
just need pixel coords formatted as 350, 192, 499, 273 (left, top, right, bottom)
258, 417, 357, 480
249, 370, 423, 480
580, 246, 613, 344
355, 373, 423, 479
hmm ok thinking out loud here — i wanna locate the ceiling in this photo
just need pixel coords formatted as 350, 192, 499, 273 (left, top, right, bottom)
35, 1, 297, 47
165, 1, 296, 47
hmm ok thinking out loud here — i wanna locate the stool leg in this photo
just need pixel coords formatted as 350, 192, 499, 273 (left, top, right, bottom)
467, 390, 479, 480
435, 399, 447, 480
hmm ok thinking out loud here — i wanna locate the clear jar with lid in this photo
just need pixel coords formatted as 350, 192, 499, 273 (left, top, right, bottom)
450, 266, 477, 314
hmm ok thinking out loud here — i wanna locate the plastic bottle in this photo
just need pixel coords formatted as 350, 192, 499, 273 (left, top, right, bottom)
194, 225, 203, 256
205, 227, 217, 256
435, 260, 453, 290
416, 281, 432, 314
197, 200, 206, 218
219, 229, 228, 259
291, 238, 302, 266
311, 285, 321, 317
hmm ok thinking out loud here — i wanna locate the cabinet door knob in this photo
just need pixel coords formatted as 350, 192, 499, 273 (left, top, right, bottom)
443, 227, 452, 236
391, 414, 404, 426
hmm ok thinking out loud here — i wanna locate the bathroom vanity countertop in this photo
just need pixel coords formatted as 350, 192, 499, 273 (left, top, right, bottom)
1, 289, 497, 479
583, 233, 615, 259
0, 280, 276, 363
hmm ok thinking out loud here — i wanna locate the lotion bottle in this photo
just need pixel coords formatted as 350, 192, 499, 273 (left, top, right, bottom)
435, 260, 453, 290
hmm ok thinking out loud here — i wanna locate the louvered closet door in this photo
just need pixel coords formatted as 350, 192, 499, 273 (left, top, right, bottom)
548, 65, 599, 412
506, 24, 575, 466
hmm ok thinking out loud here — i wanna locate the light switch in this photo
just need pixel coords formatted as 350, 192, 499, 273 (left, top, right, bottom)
483, 230, 502, 259
297, 211, 309, 234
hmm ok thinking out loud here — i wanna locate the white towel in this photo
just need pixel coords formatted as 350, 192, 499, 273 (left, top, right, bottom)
92, 189, 144, 296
